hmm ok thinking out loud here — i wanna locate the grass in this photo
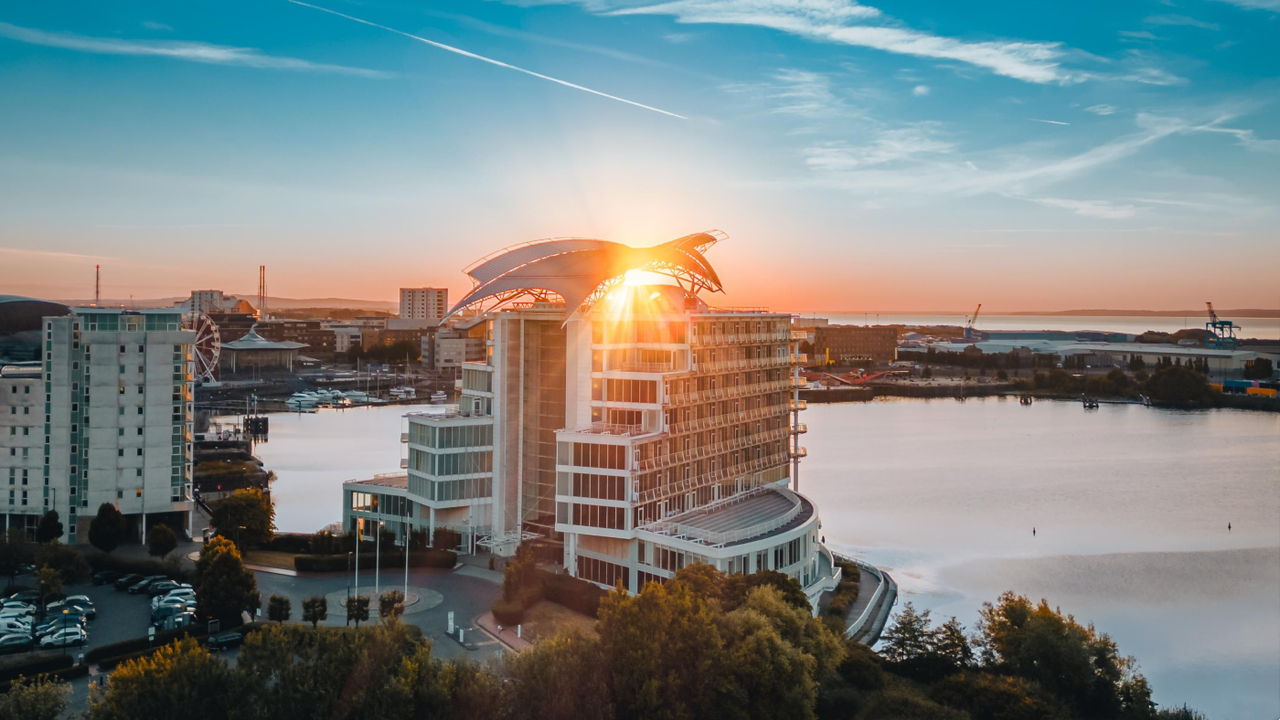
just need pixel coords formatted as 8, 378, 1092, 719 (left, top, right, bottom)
242, 550, 302, 570
518, 600, 598, 644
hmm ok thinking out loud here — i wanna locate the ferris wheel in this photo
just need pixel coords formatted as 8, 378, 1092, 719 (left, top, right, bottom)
183, 311, 221, 383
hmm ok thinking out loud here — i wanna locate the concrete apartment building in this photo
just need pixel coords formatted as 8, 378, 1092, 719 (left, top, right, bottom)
813, 325, 900, 365
344, 234, 838, 608
1, 299, 195, 542
399, 288, 449, 322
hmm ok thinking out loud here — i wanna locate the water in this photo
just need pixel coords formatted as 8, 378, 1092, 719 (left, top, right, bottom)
802, 398, 1280, 720
815, 313, 1280, 339
241, 398, 1280, 718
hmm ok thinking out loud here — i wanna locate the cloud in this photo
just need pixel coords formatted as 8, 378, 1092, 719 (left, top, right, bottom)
912, 84, 929, 96
1085, 104, 1117, 115
0, 247, 114, 262
287, 0, 686, 119
664, 32, 697, 42
766, 69, 845, 117
1209, 0, 1280, 11
1030, 118, 1070, 125
803, 123, 953, 170
1144, 14, 1221, 30
1193, 118, 1280, 152
141, 21, 172, 31
0, 21, 392, 77
1025, 197, 1140, 219
1118, 30, 1161, 41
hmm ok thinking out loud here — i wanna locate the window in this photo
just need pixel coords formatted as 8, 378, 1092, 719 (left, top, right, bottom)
135, 489, 142, 498
117, 490, 123, 499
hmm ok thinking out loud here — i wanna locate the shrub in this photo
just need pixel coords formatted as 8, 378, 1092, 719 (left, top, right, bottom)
0, 652, 73, 683
261, 533, 314, 554
292, 549, 455, 573
540, 570, 607, 617
491, 598, 524, 625
432, 528, 461, 551
824, 561, 861, 619
86, 553, 189, 582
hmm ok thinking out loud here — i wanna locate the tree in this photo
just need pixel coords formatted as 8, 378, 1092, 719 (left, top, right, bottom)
35, 566, 61, 608
34, 542, 91, 585
0, 674, 71, 720
88, 503, 127, 554
1144, 365, 1215, 408
881, 602, 935, 665
505, 630, 615, 720
302, 596, 328, 629
210, 488, 274, 548
1243, 357, 1273, 380
432, 527, 461, 551
379, 590, 405, 620
0, 527, 32, 589
933, 616, 974, 671
35, 511, 62, 544
267, 594, 292, 623
348, 595, 370, 627
194, 536, 258, 625
148, 524, 178, 558
996, 369, 1008, 381
922, 367, 933, 379
85, 637, 240, 720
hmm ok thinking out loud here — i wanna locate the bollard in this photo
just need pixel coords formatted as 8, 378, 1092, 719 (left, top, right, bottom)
458, 628, 465, 643
447, 611, 455, 634
78, 652, 84, 667
517, 624, 522, 639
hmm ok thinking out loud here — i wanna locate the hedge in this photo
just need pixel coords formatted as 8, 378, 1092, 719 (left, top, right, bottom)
87, 554, 190, 582
0, 663, 88, 694
294, 549, 456, 573
0, 653, 72, 683
491, 598, 524, 625
540, 570, 607, 618
261, 533, 314, 554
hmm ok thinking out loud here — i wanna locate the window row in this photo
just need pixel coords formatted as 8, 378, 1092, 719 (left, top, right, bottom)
557, 472, 626, 501
560, 442, 627, 470
410, 448, 493, 477
577, 555, 629, 589
566, 502, 626, 530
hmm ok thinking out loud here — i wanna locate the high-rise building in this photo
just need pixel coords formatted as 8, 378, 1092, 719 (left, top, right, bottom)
1, 300, 195, 542
345, 234, 837, 607
399, 288, 449, 321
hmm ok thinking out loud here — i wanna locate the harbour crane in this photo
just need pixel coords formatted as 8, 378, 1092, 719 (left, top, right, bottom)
964, 303, 982, 340
1204, 302, 1239, 350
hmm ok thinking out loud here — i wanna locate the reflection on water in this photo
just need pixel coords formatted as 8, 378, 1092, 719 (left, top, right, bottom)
802, 397, 1280, 720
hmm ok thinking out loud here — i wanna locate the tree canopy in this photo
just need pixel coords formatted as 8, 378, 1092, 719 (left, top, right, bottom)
35, 511, 63, 544
88, 503, 127, 553
211, 488, 275, 548
194, 536, 258, 625
148, 524, 179, 558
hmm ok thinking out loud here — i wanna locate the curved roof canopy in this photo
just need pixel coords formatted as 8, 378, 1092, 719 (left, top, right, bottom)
446, 231, 726, 320
222, 327, 307, 351
0, 296, 71, 333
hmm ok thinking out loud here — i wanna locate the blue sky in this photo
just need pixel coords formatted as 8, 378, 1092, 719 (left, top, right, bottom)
0, 0, 1277, 311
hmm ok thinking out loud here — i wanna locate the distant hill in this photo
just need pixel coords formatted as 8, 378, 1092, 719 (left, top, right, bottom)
1006, 309, 1278, 318
54, 295, 398, 311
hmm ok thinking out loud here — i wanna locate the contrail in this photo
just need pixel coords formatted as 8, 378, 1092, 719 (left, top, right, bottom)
1030, 118, 1070, 126
286, 0, 686, 120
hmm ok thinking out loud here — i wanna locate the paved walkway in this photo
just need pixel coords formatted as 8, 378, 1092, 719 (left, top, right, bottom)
476, 612, 532, 652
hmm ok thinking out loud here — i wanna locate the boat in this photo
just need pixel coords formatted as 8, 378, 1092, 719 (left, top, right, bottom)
430, 390, 447, 404
390, 386, 418, 400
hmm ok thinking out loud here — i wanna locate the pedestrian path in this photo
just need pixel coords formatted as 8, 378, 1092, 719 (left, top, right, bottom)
476, 612, 531, 652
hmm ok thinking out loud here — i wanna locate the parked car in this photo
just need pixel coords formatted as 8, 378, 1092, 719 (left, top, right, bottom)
146, 581, 191, 598
0, 598, 33, 610
206, 631, 243, 651
0, 633, 33, 655
38, 627, 86, 648
0, 619, 31, 635
7, 591, 39, 605
0, 607, 33, 621
47, 600, 95, 621
0, 600, 33, 615
154, 611, 197, 631
152, 590, 196, 609
36, 616, 84, 637
114, 574, 143, 591
150, 604, 193, 625
92, 570, 123, 586
128, 576, 167, 594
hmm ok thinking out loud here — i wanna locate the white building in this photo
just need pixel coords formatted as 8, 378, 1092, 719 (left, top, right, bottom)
1, 300, 195, 542
346, 233, 838, 608
399, 288, 449, 322
174, 289, 255, 317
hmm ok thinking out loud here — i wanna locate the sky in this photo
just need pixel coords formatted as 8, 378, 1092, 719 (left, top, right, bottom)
0, 0, 1277, 312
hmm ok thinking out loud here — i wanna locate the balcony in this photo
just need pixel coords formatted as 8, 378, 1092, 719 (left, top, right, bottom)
616, 361, 676, 373
666, 403, 789, 436
633, 451, 790, 506
791, 330, 808, 340
791, 353, 808, 364
790, 447, 808, 459
581, 422, 645, 437
665, 379, 791, 406
791, 423, 807, 435
400, 432, 409, 443
790, 399, 807, 411
634, 427, 792, 473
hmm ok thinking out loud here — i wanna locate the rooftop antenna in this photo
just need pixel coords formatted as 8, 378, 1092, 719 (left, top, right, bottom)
94, 265, 100, 307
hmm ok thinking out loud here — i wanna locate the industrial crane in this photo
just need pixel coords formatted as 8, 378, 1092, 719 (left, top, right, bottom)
1205, 302, 1239, 350
964, 303, 982, 340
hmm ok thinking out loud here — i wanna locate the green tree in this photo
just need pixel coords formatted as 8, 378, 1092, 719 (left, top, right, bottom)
736, 585, 844, 680
880, 602, 934, 664
929, 672, 1067, 720
505, 630, 615, 720
0, 674, 71, 720
922, 367, 933, 379
85, 638, 241, 720
267, 594, 292, 623
194, 536, 258, 625
1144, 365, 1215, 408
34, 566, 61, 608
379, 590, 405, 621
88, 503, 128, 554
348, 595, 370, 627
0, 527, 32, 588
302, 596, 328, 628
719, 599, 822, 720
34, 542, 91, 585
211, 488, 275, 548
933, 616, 974, 671
148, 524, 178, 558
34, 511, 62, 544
1243, 357, 1273, 380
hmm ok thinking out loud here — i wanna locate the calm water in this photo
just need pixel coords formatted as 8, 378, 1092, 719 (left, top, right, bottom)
803, 398, 1280, 720
243, 399, 1280, 718
817, 313, 1280, 339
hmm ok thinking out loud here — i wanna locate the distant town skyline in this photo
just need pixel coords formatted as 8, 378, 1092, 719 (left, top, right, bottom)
2, 0, 1278, 311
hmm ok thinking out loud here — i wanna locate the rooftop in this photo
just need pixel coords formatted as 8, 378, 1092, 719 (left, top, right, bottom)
222, 327, 307, 351
641, 485, 814, 547
346, 473, 408, 489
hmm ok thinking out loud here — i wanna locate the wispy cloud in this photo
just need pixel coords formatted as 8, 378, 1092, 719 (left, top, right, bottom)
1084, 104, 1117, 115
1030, 118, 1070, 125
1119, 30, 1161, 41
1193, 117, 1280, 152
1209, 0, 1280, 11
1144, 14, 1221, 30
804, 123, 953, 170
286, 0, 687, 119
912, 84, 930, 96
0, 21, 392, 77
0, 247, 114, 262
141, 21, 172, 31
1025, 196, 1140, 219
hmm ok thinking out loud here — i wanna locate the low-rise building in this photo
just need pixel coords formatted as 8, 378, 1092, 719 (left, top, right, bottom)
813, 325, 900, 365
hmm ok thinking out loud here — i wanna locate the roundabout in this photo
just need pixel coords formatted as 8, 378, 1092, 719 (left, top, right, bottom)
323, 586, 444, 617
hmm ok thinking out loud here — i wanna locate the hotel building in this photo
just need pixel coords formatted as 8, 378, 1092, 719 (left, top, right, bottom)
1, 298, 195, 542
345, 233, 838, 607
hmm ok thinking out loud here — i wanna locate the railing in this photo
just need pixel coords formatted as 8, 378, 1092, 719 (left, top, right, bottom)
666, 403, 789, 436
693, 355, 793, 373
791, 330, 808, 340
633, 451, 789, 505
791, 353, 808, 364
616, 361, 676, 373
400, 432, 409, 443
691, 331, 792, 347
641, 487, 805, 546
581, 422, 645, 436
634, 427, 792, 473
790, 399, 807, 411
791, 447, 807, 459
405, 410, 489, 422
665, 379, 790, 406
792, 423, 807, 434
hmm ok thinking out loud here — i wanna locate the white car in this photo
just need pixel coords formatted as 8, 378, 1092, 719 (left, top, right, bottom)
0, 607, 32, 621
153, 597, 196, 614
152, 591, 196, 609
0, 619, 30, 635
38, 627, 86, 648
